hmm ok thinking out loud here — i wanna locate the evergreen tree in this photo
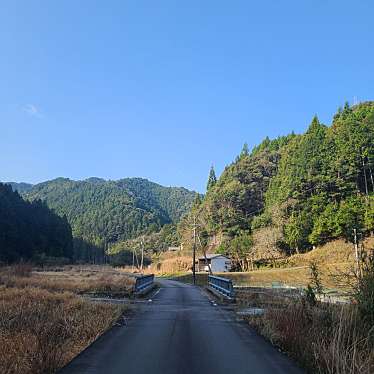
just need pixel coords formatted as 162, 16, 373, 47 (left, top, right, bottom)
192, 193, 202, 207
240, 143, 249, 158
206, 165, 217, 191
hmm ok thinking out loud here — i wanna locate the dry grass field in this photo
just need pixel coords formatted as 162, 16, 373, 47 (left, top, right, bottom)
0, 264, 134, 374
0, 264, 135, 297
150, 255, 192, 275
171, 264, 349, 291
223, 263, 349, 290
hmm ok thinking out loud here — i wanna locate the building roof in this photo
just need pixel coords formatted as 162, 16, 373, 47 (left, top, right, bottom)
198, 254, 230, 260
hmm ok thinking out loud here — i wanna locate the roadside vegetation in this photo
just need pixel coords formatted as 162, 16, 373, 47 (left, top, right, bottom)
0, 287, 124, 374
249, 302, 374, 373
245, 257, 374, 374
0, 264, 132, 374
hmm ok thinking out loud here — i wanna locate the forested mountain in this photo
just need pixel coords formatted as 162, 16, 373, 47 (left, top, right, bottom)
0, 183, 73, 263
179, 102, 374, 270
8, 182, 33, 194
8, 177, 196, 259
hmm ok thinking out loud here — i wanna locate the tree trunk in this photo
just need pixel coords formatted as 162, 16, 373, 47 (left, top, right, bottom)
369, 167, 374, 192
362, 157, 369, 195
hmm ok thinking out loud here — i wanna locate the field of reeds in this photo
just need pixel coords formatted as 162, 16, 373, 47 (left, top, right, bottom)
150, 255, 192, 275
171, 265, 350, 291
246, 301, 374, 374
0, 264, 133, 374
0, 263, 135, 297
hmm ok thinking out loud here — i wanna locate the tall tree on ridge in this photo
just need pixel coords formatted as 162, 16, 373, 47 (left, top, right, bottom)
240, 143, 249, 158
207, 165, 217, 191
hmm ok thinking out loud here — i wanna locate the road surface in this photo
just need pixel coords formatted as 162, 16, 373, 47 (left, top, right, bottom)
60, 280, 304, 374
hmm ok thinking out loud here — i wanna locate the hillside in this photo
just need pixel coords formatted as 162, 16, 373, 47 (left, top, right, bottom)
7, 178, 196, 256
179, 102, 374, 269
8, 182, 33, 194
0, 183, 73, 263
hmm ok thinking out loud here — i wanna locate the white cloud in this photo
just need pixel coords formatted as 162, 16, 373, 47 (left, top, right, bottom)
22, 104, 43, 118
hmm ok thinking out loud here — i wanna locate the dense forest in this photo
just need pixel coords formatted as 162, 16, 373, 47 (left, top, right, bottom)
179, 102, 374, 270
0, 183, 73, 263
8, 177, 196, 262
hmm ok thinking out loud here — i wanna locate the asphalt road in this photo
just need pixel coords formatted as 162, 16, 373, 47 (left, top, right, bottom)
60, 280, 304, 374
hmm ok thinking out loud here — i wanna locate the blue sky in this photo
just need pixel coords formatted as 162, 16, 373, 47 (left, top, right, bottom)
1, 1, 373, 192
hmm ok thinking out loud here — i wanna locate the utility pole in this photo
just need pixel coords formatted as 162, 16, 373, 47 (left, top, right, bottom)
196, 231, 212, 275
132, 249, 135, 272
362, 156, 369, 196
140, 236, 144, 273
192, 216, 197, 285
353, 228, 361, 279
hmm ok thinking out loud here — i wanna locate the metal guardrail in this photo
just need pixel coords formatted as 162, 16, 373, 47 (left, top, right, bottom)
134, 274, 154, 293
208, 275, 234, 298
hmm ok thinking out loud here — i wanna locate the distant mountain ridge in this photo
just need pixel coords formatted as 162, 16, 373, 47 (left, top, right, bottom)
7, 182, 33, 193
6, 177, 197, 249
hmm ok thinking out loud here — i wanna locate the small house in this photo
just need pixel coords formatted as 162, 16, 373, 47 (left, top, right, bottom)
197, 254, 232, 273
167, 246, 180, 252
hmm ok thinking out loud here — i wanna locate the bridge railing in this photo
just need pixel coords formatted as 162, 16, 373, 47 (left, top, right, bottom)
134, 274, 155, 293
208, 275, 234, 298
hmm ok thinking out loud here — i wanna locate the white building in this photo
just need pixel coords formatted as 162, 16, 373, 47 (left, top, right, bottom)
167, 246, 180, 252
197, 254, 232, 273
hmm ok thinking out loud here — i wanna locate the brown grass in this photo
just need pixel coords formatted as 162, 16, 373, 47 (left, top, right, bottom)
247, 302, 374, 374
229, 264, 351, 289
278, 239, 356, 268
171, 264, 349, 291
230, 237, 373, 291
0, 265, 134, 373
8, 262, 33, 277
150, 256, 192, 275
0, 265, 135, 297
0, 286, 125, 374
